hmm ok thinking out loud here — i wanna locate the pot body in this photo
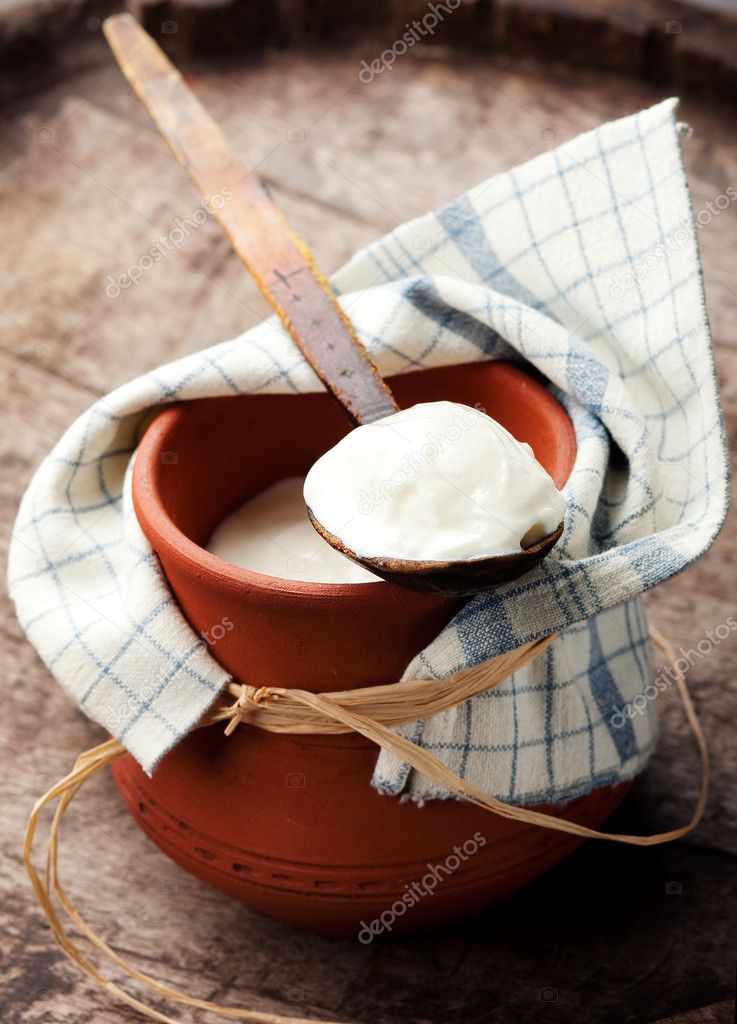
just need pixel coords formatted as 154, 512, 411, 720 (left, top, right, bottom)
117, 361, 626, 936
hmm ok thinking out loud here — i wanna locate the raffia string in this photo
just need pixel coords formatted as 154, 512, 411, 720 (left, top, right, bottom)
24, 625, 708, 1024
209, 632, 557, 736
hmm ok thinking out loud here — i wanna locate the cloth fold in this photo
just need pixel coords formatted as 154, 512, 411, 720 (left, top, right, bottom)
8, 98, 728, 804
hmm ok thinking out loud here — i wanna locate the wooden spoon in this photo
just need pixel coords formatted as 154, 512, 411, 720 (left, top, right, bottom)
103, 14, 563, 596
103, 14, 397, 427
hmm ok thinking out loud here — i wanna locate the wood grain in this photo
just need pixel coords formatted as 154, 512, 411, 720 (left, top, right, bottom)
1, 43, 736, 1024
4, 0, 737, 110
654, 1003, 735, 1024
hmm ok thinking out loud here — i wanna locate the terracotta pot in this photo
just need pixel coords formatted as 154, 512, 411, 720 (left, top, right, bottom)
116, 360, 626, 937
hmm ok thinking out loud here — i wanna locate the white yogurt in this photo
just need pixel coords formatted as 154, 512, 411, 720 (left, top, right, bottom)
207, 476, 380, 584
303, 401, 566, 562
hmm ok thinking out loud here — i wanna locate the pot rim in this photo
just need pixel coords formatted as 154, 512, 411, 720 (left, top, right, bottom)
132, 360, 577, 602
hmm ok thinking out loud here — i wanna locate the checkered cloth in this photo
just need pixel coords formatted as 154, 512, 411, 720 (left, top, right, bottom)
8, 99, 728, 805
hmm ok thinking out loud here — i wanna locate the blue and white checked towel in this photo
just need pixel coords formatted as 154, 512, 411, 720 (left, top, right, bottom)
8, 99, 728, 805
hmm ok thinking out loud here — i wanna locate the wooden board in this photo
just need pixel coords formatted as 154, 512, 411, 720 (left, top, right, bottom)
1, 42, 736, 1024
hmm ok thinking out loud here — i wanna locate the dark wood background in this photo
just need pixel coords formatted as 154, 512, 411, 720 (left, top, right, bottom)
1, 20, 736, 1024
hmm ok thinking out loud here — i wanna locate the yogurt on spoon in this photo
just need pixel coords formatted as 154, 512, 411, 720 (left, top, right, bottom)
303, 401, 566, 563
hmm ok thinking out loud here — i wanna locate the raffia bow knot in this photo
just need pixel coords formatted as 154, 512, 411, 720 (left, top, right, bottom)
223, 684, 274, 735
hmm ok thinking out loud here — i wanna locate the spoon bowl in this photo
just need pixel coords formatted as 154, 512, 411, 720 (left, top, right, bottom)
308, 511, 564, 596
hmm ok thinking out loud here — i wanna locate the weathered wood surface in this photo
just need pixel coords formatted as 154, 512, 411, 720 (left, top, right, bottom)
5, 0, 737, 110
1, 41, 736, 1024
654, 1004, 735, 1024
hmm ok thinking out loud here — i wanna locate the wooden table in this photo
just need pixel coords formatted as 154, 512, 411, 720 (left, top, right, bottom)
1, 38, 736, 1024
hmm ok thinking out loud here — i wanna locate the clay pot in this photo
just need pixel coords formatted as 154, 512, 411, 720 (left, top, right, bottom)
116, 360, 626, 937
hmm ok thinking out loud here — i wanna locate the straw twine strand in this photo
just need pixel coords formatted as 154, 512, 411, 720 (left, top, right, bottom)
211, 634, 556, 736
24, 626, 708, 1024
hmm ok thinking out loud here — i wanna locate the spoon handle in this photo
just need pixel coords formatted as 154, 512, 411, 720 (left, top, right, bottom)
103, 14, 399, 426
